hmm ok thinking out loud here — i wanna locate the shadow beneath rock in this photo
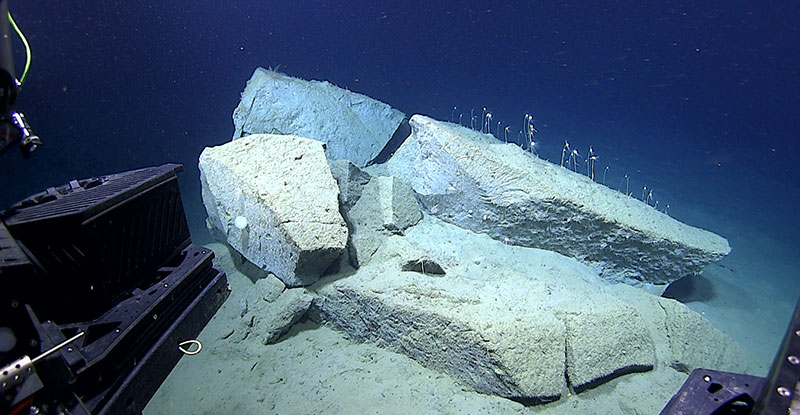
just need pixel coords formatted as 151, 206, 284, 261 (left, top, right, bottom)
274, 318, 323, 344
661, 274, 716, 303
211, 242, 267, 284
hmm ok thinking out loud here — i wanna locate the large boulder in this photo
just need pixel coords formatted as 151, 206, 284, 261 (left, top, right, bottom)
232, 68, 406, 167
199, 133, 348, 287
382, 114, 731, 286
310, 216, 747, 404
310, 244, 572, 404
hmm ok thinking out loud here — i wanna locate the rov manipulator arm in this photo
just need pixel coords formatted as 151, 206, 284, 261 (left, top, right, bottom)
0, 0, 40, 158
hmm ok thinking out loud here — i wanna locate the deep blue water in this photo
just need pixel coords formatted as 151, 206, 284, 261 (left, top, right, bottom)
3, 1, 798, 305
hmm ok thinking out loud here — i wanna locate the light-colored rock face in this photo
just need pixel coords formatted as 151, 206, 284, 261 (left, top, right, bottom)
326, 159, 424, 269
327, 159, 371, 213
382, 114, 730, 285
199, 133, 348, 287
657, 297, 749, 373
310, 215, 748, 404
197, 71, 747, 409
312, 269, 570, 403
231, 68, 406, 167
562, 300, 655, 392
347, 175, 423, 267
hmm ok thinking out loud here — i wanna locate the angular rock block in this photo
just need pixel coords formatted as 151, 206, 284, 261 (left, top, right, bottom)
310, 233, 658, 403
310, 268, 568, 404
658, 297, 749, 373
346, 175, 422, 267
562, 301, 655, 392
605, 284, 750, 376
347, 175, 422, 237
238, 284, 314, 345
199, 133, 348, 287
383, 114, 730, 285
232, 68, 406, 167
310, 214, 748, 404
328, 159, 371, 213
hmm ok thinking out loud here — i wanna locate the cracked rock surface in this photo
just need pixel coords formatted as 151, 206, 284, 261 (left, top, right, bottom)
382, 115, 730, 286
199, 133, 348, 287
232, 68, 405, 167
345, 174, 423, 268
310, 215, 748, 403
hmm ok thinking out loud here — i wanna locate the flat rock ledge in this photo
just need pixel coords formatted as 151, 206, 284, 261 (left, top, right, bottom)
232, 68, 406, 167
310, 263, 574, 404
309, 216, 748, 405
309, 231, 654, 403
382, 114, 730, 286
199, 133, 348, 287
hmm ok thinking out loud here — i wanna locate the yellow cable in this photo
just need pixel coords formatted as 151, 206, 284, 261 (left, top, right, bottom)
8, 11, 31, 86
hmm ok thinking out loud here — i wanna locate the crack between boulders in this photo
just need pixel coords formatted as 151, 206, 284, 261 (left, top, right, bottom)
248, 95, 257, 113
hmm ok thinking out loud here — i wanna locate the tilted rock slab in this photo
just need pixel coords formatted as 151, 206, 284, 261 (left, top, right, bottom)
382, 114, 730, 285
232, 68, 406, 167
311, 218, 657, 403
199, 133, 348, 287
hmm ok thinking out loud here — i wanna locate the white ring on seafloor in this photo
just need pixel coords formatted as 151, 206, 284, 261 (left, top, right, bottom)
178, 339, 203, 355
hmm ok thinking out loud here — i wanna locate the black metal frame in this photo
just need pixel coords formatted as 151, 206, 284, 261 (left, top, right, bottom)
0, 164, 229, 415
661, 298, 800, 415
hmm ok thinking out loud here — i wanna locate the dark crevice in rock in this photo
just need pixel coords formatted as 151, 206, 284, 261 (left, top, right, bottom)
571, 364, 654, 393
368, 118, 411, 165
